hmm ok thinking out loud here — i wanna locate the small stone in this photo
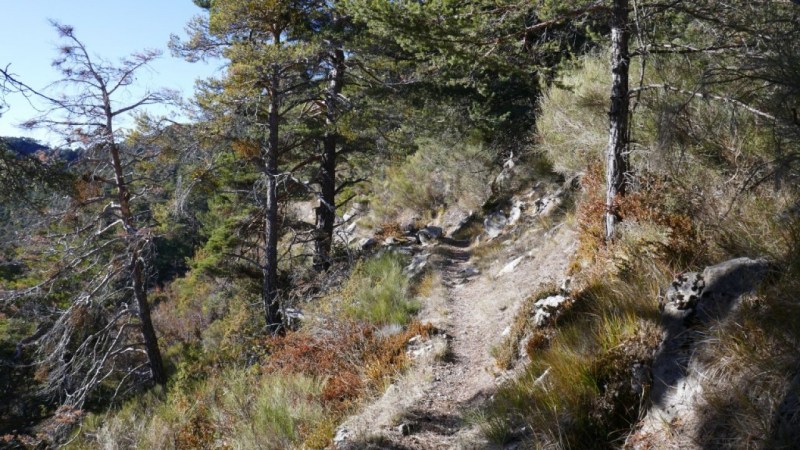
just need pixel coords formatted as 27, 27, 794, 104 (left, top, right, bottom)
497, 256, 525, 277
359, 238, 377, 251
560, 277, 572, 293
508, 203, 523, 226
398, 423, 413, 436
460, 267, 480, 277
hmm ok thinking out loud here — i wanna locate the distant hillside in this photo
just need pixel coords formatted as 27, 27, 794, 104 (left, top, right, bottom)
1, 136, 79, 162
1, 136, 48, 156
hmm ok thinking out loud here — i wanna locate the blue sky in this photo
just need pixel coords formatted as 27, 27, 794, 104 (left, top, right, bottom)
0, 1, 221, 144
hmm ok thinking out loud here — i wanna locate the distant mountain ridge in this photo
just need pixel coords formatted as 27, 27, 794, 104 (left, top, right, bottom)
1, 136, 49, 156
1, 136, 80, 162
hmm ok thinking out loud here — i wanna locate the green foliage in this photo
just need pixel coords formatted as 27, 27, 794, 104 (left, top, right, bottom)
537, 55, 609, 176
342, 0, 591, 140
0, 316, 32, 359
371, 137, 494, 221
341, 252, 418, 326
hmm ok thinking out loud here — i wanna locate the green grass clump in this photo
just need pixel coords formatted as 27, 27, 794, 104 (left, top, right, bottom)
371, 137, 494, 222
537, 54, 612, 177
213, 371, 326, 448
481, 265, 665, 448
341, 252, 419, 326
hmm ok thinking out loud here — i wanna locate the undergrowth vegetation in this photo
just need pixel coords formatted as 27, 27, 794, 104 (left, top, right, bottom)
5, 3, 800, 449
484, 263, 666, 447
66, 251, 434, 449
340, 252, 419, 325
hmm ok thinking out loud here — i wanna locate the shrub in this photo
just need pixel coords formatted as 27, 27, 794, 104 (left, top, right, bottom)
371, 137, 494, 222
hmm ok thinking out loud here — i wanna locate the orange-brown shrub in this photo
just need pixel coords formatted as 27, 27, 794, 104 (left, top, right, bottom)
374, 222, 404, 241
321, 371, 363, 410
259, 322, 371, 410
175, 406, 217, 450
618, 173, 706, 267
573, 164, 705, 270
259, 320, 434, 411
574, 164, 608, 268
364, 321, 435, 386
261, 322, 370, 378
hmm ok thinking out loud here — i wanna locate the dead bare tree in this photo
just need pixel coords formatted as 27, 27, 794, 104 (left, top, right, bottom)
0, 22, 177, 406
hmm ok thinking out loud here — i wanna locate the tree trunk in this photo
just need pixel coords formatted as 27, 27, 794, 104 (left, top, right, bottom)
130, 246, 167, 385
314, 48, 346, 271
109, 142, 166, 385
605, 0, 631, 241
263, 63, 283, 334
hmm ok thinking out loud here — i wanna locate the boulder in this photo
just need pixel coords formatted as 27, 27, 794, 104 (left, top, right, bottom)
533, 294, 569, 327
629, 257, 771, 449
484, 211, 508, 238
417, 226, 443, 245
446, 211, 476, 237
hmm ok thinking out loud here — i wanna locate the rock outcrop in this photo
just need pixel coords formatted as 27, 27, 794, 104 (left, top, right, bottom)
628, 257, 770, 449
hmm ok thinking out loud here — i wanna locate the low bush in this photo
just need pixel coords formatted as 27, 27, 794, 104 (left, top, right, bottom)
371, 137, 494, 222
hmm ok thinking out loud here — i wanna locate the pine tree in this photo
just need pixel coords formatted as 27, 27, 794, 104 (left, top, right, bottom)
173, 0, 322, 333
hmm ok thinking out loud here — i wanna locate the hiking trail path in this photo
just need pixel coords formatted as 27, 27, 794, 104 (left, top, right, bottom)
335, 212, 577, 449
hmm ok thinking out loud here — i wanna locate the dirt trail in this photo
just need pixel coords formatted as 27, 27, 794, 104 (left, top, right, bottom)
335, 219, 577, 449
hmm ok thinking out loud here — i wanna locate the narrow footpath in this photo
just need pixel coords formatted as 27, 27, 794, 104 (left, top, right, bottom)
336, 216, 577, 449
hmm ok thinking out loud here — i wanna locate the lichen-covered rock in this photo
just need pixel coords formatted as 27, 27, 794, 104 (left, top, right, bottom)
665, 272, 705, 310
533, 294, 569, 327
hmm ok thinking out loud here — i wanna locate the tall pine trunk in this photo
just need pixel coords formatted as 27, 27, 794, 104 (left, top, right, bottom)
314, 48, 346, 271
263, 62, 283, 334
109, 141, 166, 385
605, 0, 631, 241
